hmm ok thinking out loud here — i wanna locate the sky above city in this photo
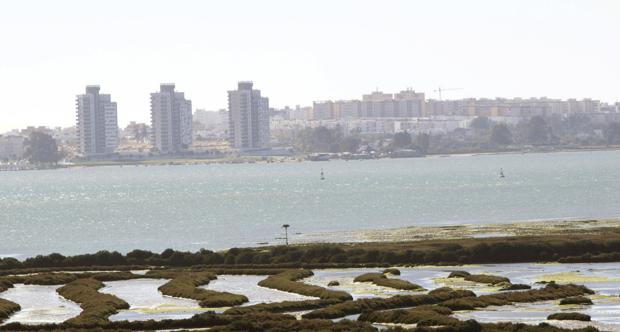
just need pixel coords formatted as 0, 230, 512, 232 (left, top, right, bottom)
0, 0, 619, 132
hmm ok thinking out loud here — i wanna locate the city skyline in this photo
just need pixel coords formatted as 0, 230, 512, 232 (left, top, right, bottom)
1, 82, 618, 135
0, 0, 619, 133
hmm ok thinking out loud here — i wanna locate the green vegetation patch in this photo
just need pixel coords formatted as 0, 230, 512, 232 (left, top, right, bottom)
383, 268, 401, 275
353, 272, 425, 291
358, 305, 456, 325
560, 296, 593, 305
478, 322, 600, 332
4, 272, 78, 286
57, 278, 129, 327
548, 312, 591, 321
258, 269, 352, 301
441, 283, 594, 311
353, 272, 385, 282
223, 299, 341, 315
2, 271, 140, 288
205, 268, 288, 275
153, 271, 248, 307
303, 287, 475, 319
499, 283, 532, 291
0, 279, 13, 293
210, 313, 375, 332
0, 298, 20, 323
0, 311, 379, 332
448, 270, 510, 285
4, 228, 620, 270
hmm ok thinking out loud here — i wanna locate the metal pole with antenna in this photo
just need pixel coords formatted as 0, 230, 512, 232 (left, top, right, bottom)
282, 224, 290, 246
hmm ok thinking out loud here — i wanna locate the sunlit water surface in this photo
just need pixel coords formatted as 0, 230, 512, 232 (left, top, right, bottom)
100, 279, 208, 321
305, 262, 620, 329
0, 284, 81, 325
1, 263, 620, 327
203, 275, 317, 305
2, 150, 620, 257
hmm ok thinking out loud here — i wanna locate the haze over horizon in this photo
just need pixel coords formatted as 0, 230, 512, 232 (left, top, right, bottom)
0, 0, 618, 133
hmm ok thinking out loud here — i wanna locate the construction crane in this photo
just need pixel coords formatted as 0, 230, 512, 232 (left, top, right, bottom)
433, 87, 463, 101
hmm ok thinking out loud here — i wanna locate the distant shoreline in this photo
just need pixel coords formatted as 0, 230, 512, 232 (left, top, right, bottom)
3, 144, 619, 171
2, 218, 619, 262
296, 218, 620, 245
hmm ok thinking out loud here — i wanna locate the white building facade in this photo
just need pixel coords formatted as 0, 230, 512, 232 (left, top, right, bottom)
75, 85, 118, 156
150, 84, 193, 153
228, 82, 270, 149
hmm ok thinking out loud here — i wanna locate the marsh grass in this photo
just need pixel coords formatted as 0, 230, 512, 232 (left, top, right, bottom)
223, 299, 341, 315
152, 271, 248, 307
354, 272, 425, 291
560, 296, 593, 305
499, 283, 531, 291
0, 298, 20, 323
57, 278, 129, 326
441, 283, 593, 311
302, 288, 475, 319
548, 312, 591, 321
448, 271, 510, 285
3, 228, 620, 270
358, 305, 457, 325
258, 269, 352, 301
1, 271, 140, 288
383, 268, 401, 275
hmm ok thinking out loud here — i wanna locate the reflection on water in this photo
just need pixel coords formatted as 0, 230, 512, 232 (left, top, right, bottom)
305, 263, 620, 328
100, 278, 208, 321
203, 275, 317, 305
4, 151, 620, 257
0, 284, 81, 325
3, 263, 619, 326
454, 298, 620, 331
304, 270, 419, 299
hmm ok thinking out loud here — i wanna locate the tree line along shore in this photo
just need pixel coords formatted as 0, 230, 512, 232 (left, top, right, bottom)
0, 228, 617, 331
1, 226, 619, 272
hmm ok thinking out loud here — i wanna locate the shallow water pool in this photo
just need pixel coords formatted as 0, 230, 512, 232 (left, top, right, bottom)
0, 284, 81, 325
203, 275, 317, 305
100, 278, 208, 321
454, 297, 620, 331
304, 263, 620, 329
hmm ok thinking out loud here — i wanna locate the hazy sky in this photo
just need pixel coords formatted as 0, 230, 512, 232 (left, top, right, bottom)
0, 0, 618, 132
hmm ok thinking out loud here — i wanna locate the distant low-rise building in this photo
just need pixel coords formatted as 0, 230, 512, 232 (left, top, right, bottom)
0, 135, 25, 160
289, 106, 313, 121
194, 109, 221, 127
394, 117, 465, 135
334, 100, 361, 119
312, 101, 334, 120
312, 89, 425, 120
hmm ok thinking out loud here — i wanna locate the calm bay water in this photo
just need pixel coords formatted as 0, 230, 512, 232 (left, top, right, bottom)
1, 150, 620, 258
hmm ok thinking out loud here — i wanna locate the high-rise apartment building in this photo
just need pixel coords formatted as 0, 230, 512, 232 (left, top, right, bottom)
361, 91, 394, 118
150, 83, 192, 153
394, 89, 425, 117
227, 81, 270, 149
75, 85, 118, 156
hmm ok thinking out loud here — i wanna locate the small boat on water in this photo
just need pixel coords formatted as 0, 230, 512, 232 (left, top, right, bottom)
499, 168, 505, 178
320, 168, 325, 180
